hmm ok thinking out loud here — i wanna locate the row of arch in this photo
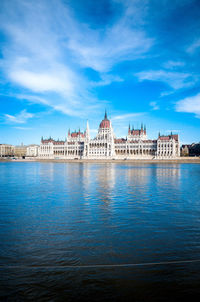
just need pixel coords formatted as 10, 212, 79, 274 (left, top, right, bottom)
53, 150, 83, 155
157, 151, 173, 156
115, 149, 155, 155
89, 143, 111, 148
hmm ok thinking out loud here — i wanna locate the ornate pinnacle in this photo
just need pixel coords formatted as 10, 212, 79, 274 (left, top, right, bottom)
104, 110, 107, 119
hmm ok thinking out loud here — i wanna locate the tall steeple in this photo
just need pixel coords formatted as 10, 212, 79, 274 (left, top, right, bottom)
104, 110, 107, 120
85, 120, 90, 139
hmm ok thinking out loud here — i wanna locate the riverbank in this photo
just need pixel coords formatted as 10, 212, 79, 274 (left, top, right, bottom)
1, 157, 200, 163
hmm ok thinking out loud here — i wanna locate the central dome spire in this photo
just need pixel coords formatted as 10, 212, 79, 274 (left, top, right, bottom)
104, 110, 107, 120
99, 111, 110, 128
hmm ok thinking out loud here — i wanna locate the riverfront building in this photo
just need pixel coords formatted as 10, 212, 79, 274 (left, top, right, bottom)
26, 145, 39, 157
0, 144, 14, 158
38, 112, 180, 160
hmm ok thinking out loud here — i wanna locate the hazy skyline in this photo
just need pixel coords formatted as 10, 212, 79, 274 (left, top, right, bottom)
0, 0, 200, 144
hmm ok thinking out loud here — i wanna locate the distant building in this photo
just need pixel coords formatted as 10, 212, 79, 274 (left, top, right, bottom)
0, 144, 14, 158
181, 144, 190, 156
38, 112, 180, 160
26, 145, 39, 157
181, 143, 200, 157
14, 143, 27, 158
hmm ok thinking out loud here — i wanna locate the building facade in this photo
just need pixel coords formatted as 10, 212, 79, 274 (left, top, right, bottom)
26, 145, 39, 157
38, 112, 180, 160
14, 144, 27, 158
0, 144, 14, 158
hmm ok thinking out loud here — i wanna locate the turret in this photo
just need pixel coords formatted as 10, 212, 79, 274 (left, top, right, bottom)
128, 124, 131, 135
85, 120, 90, 140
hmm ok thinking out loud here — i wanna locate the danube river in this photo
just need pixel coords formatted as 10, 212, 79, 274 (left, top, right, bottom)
0, 162, 200, 301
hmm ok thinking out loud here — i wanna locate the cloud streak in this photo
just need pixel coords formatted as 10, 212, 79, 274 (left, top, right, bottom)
186, 38, 200, 54
0, 0, 153, 118
135, 70, 196, 90
176, 93, 200, 118
4, 109, 34, 124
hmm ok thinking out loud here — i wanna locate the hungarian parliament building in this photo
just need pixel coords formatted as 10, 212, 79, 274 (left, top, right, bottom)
38, 112, 180, 160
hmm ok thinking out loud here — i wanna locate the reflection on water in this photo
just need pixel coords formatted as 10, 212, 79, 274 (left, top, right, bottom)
0, 162, 200, 301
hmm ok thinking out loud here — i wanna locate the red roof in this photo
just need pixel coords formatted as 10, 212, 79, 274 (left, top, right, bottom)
114, 138, 126, 143
42, 139, 54, 144
172, 134, 178, 141
159, 135, 179, 141
100, 119, 110, 128
71, 132, 85, 138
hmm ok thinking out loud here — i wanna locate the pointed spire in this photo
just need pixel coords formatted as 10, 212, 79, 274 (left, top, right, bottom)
86, 120, 89, 131
68, 128, 70, 136
104, 109, 107, 120
41, 136, 43, 142
144, 124, 146, 131
141, 123, 143, 130
158, 131, 160, 137
85, 120, 90, 139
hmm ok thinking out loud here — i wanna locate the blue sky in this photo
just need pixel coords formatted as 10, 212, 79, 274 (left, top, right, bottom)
0, 0, 200, 145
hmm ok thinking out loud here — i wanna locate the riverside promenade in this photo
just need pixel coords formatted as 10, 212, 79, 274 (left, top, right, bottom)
1, 157, 200, 164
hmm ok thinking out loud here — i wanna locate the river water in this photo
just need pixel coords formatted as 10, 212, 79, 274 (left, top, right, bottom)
0, 162, 200, 301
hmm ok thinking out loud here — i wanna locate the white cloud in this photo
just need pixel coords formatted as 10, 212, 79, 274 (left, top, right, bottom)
4, 109, 34, 124
68, 28, 153, 73
165, 130, 180, 133
163, 60, 185, 69
176, 93, 200, 118
0, 0, 153, 117
67, 0, 153, 72
186, 39, 200, 54
9, 68, 75, 95
92, 74, 124, 87
14, 126, 32, 130
160, 91, 174, 97
112, 112, 145, 120
135, 70, 196, 89
150, 101, 159, 110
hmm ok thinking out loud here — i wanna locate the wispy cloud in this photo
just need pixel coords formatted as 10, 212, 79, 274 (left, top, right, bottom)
165, 130, 180, 133
150, 101, 159, 110
112, 112, 145, 121
0, 0, 153, 117
4, 109, 34, 124
160, 91, 174, 97
176, 93, 200, 118
14, 126, 33, 130
135, 70, 196, 90
162, 60, 185, 69
67, 0, 153, 72
186, 38, 200, 54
